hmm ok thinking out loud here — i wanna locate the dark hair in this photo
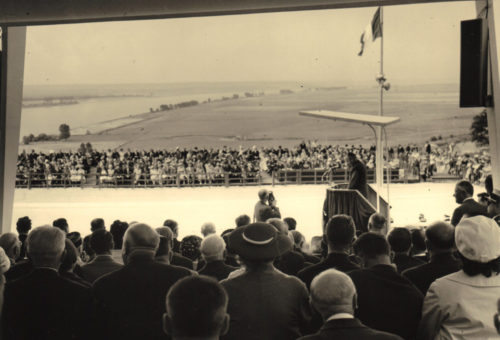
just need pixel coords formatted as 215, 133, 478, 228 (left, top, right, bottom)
90, 229, 114, 254
110, 220, 128, 250
353, 232, 390, 259
388, 228, 412, 253
167, 276, 228, 338
368, 213, 386, 230
410, 229, 426, 252
180, 235, 202, 261
16, 216, 32, 234
260, 206, 281, 221
59, 239, 78, 273
325, 215, 355, 247
163, 219, 178, 233
53, 218, 69, 233
67, 232, 82, 248
156, 236, 171, 257
425, 223, 455, 250
235, 215, 251, 228
456, 180, 474, 196
283, 217, 297, 231
460, 253, 500, 278
90, 218, 105, 232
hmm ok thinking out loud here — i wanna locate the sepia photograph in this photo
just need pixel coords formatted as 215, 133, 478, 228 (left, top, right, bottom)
1, 0, 500, 339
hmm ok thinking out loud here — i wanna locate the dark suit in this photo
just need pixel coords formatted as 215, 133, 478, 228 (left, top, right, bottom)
348, 159, 367, 197
198, 260, 237, 281
298, 250, 320, 264
451, 198, 488, 226
81, 254, 123, 283
298, 318, 403, 340
93, 251, 192, 340
275, 250, 305, 276
4, 259, 33, 282
298, 252, 360, 289
402, 252, 462, 295
171, 252, 194, 270
348, 264, 423, 340
2, 268, 92, 340
392, 253, 425, 273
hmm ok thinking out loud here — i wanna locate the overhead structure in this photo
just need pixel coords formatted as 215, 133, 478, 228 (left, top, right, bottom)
0, 0, 497, 234
299, 110, 400, 220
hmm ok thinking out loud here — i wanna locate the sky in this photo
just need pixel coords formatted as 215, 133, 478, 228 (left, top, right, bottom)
23, 1, 476, 86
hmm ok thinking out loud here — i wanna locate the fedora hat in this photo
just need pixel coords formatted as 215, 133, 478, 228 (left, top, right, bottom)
228, 222, 292, 260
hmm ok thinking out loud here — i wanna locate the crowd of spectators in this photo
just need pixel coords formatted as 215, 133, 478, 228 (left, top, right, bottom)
16, 140, 491, 187
1, 182, 500, 339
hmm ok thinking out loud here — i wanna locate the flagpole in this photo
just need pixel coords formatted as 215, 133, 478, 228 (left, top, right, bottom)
376, 6, 384, 212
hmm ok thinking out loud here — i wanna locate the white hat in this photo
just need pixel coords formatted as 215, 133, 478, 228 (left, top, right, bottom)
0, 247, 11, 274
456, 215, 500, 263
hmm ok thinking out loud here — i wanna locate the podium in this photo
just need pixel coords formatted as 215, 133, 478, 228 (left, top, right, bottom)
323, 188, 377, 233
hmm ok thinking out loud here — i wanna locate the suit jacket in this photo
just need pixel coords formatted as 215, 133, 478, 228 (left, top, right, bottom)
198, 260, 237, 281
93, 251, 192, 340
298, 318, 403, 340
298, 252, 360, 289
275, 250, 305, 276
392, 253, 425, 273
349, 264, 424, 340
451, 198, 487, 226
348, 159, 367, 197
221, 266, 311, 340
4, 259, 33, 282
2, 268, 92, 340
298, 250, 320, 264
81, 254, 123, 283
171, 252, 194, 270
402, 252, 462, 295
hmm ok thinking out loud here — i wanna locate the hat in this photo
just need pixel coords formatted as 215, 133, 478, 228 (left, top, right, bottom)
228, 222, 292, 260
456, 215, 500, 263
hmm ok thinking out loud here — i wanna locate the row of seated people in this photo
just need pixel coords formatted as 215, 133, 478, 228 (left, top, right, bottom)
1, 208, 499, 340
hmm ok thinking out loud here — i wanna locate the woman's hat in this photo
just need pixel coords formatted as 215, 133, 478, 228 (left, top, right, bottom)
456, 215, 500, 263
228, 222, 292, 260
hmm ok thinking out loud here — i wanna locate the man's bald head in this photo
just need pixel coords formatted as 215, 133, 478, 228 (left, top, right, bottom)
425, 221, 455, 251
266, 218, 288, 235
310, 269, 357, 319
200, 234, 226, 262
124, 223, 160, 251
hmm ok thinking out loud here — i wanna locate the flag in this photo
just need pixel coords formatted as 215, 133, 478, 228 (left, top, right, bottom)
358, 7, 382, 56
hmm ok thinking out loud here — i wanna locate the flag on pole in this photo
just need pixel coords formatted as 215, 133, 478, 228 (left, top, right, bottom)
358, 7, 382, 56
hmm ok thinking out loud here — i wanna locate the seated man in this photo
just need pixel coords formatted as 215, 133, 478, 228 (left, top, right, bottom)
221, 222, 311, 340
418, 216, 500, 340
235, 214, 251, 228
2, 226, 92, 340
81, 229, 123, 283
163, 276, 230, 340
349, 232, 423, 340
298, 269, 403, 340
367, 213, 387, 236
156, 226, 194, 270
93, 223, 192, 340
0, 233, 21, 267
198, 234, 237, 281
267, 218, 305, 276
387, 228, 425, 273
298, 215, 359, 289
403, 221, 462, 295
201, 222, 216, 237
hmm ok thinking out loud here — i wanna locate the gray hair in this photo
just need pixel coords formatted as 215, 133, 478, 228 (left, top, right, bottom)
0, 232, 20, 256
310, 269, 356, 315
124, 223, 160, 250
201, 222, 216, 237
27, 226, 66, 266
200, 234, 225, 261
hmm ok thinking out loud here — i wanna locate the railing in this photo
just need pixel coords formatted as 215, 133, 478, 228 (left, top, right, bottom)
15, 168, 401, 189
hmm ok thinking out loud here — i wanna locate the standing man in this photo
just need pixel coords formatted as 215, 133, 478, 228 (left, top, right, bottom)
347, 152, 367, 198
253, 189, 280, 222
451, 180, 487, 226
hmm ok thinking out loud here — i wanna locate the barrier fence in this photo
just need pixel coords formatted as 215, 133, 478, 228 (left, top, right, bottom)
15, 168, 402, 189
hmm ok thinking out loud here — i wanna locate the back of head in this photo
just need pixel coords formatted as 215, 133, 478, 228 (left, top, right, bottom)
163, 219, 178, 236
165, 276, 228, 339
110, 220, 129, 250
156, 236, 172, 258
67, 232, 83, 249
0, 233, 20, 258
27, 226, 66, 268
156, 226, 174, 245
200, 234, 226, 262
290, 230, 305, 249
52, 218, 69, 233
368, 213, 387, 234
267, 218, 288, 235
261, 206, 281, 221
235, 214, 251, 228
91, 218, 105, 232
16, 216, 32, 234
325, 215, 356, 248
353, 232, 390, 261
258, 189, 268, 200
90, 229, 114, 255
410, 228, 427, 253
387, 228, 412, 253
201, 222, 216, 237
424, 222, 454, 253
124, 223, 160, 252
310, 268, 356, 318
180, 235, 203, 261
59, 239, 78, 273
456, 180, 474, 197
283, 217, 297, 231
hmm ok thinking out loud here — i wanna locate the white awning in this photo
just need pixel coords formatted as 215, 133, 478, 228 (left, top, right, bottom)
299, 110, 400, 127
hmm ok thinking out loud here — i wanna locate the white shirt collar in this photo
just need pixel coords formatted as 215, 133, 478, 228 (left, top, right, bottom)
326, 313, 354, 322
463, 197, 474, 202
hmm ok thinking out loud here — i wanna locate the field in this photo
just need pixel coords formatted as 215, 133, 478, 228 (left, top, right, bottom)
12, 182, 476, 242
19, 85, 479, 152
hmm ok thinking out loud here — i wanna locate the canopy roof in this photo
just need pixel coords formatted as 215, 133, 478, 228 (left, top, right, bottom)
299, 110, 400, 127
